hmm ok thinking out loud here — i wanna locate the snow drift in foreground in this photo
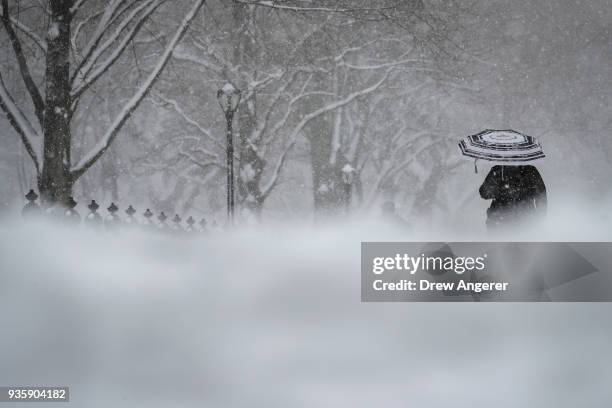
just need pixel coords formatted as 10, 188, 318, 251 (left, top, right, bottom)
1, 218, 611, 408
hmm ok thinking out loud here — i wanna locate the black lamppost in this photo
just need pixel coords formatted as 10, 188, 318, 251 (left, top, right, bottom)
217, 82, 241, 224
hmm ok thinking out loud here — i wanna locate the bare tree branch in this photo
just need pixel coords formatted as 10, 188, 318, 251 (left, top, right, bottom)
0, 71, 41, 175
235, 0, 402, 14
72, 0, 166, 99
261, 70, 392, 199
70, 0, 92, 16
1, 0, 45, 126
71, 0, 206, 179
71, 0, 142, 84
150, 93, 225, 152
0, 7, 47, 51
71, 8, 103, 54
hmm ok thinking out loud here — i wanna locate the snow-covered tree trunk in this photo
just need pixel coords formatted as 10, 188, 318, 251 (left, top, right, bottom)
232, 3, 265, 218
237, 96, 266, 217
305, 33, 346, 216
40, 0, 73, 203
0, 0, 205, 205
306, 40, 365, 216
308, 112, 347, 215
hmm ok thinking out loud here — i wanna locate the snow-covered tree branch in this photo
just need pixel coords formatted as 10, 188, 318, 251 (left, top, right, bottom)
71, 0, 206, 179
0, 0, 205, 202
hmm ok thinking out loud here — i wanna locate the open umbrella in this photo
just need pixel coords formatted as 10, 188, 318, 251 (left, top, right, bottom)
459, 129, 544, 172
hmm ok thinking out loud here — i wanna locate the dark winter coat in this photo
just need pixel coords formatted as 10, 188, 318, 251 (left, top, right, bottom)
479, 165, 547, 228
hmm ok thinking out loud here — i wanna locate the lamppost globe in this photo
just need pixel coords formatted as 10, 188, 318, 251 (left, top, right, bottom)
217, 82, 241, 114
341, 163, 355, 185
341, 163, 355, 212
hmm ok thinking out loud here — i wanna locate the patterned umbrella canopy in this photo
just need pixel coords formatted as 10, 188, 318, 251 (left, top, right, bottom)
459, 129, 545, 163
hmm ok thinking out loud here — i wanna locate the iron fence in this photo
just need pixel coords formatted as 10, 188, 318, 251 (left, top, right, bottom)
21, 189, 215, 233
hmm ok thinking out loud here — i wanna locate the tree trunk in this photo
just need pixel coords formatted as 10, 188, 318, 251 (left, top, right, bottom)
296, 28, 350, 216
308, 112, 346, 216
236, 97, 266, 217
232, 2, 265, 218
39, 0, 73, 204
101, 154, 120, 202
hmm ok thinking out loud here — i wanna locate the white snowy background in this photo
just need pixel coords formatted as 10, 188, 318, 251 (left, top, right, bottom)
1, 217, 612, 407
0, 1, 611, 406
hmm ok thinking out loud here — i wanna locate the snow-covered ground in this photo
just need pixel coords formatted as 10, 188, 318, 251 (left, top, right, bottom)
1, 218, 611, 407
